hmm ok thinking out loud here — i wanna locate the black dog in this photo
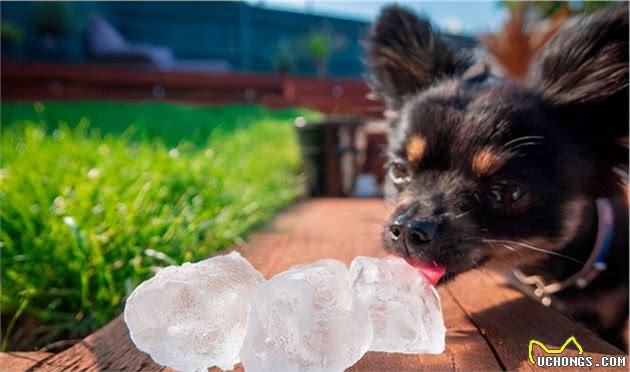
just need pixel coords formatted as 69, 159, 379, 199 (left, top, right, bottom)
365, 4, 629, 348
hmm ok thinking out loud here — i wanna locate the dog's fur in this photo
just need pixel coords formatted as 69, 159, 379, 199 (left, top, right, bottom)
365, 4, 629, 348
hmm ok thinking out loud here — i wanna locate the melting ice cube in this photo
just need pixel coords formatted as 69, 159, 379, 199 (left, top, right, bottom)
240, 259, 373, 372
124, 251, 264, 371
349, 255, 446, 354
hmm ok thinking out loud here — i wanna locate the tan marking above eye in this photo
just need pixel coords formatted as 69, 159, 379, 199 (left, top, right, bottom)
472, 147, 505, 176
406, 135, 426, 164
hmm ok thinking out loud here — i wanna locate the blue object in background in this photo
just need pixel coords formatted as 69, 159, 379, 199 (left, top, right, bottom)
1, 1, 476, 77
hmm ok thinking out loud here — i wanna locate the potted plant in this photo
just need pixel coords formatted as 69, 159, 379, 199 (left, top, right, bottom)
305, 26, 345, 77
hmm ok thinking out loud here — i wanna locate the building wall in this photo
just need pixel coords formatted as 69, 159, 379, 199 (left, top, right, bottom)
1, 1, 476, 78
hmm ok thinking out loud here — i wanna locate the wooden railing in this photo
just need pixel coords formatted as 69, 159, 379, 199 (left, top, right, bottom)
0, 62, 384, 117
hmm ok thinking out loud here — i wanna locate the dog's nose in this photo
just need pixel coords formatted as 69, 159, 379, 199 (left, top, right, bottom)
388, 224, 404, 241
388, 220, 438, 252
405, 220, 438, 248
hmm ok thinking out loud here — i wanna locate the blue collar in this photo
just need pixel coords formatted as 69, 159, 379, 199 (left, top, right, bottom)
574, 197, 615, 288
593, 198, 615, 268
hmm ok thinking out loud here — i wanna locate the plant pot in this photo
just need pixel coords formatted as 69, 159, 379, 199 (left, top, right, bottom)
295, 116, 362, 196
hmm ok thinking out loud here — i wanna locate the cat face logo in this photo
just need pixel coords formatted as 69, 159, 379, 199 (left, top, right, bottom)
528, 336, 583, 365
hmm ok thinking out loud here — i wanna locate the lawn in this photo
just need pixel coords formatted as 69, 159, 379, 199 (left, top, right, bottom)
0, 101, 321, 350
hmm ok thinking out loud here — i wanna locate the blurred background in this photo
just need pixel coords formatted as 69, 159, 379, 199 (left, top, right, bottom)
0, 0, 616, 353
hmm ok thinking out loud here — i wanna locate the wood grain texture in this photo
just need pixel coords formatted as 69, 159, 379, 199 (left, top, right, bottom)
445, 269, 626, 371
15, 199, 627, 371
0, 352, 53, 372
27, 316, 163, 372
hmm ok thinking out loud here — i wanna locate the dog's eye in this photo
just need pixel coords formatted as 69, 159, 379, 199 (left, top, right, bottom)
389, 162, 410, 185
489, 182, 524, 206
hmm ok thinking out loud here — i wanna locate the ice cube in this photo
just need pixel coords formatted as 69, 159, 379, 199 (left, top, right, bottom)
349, 255, 446, 354
124, 251, 264, 372
240, 259, 373, 372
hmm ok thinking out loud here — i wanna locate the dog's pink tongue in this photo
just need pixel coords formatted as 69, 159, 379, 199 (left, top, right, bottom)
404, 258, 446, 285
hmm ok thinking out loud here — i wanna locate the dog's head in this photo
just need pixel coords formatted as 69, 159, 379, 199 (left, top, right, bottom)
366, 5, 628, 281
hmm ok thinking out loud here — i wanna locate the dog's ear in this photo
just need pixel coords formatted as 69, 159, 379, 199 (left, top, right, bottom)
527, 4, 628, 108
365, 6, 471, 110
528, 4, 628, 187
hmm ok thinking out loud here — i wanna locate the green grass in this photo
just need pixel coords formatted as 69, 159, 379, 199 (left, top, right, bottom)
1, 101, 321, 350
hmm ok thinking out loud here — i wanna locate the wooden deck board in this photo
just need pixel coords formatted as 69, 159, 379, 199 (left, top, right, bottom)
446, 269, 626, 371
0, 352, 53, 372
6, 198, 626, 371
25, 317, 163, 371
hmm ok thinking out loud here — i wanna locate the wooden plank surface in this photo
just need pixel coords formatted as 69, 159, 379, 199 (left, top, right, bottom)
445, 269, 627, 371
0, 352, 53, 372
13, 199, 627, 371
22, 317, 163, 371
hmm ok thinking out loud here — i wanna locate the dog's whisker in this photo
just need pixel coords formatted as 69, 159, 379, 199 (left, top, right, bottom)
453, 210, 473, 219
508, 140, 543, 149
482, 239, 584, 264
506, 141, 544, 153
501, 244, 517, 252
477, 239, 521, 256
503, 143, 544, 159
502, 135, 545, 148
